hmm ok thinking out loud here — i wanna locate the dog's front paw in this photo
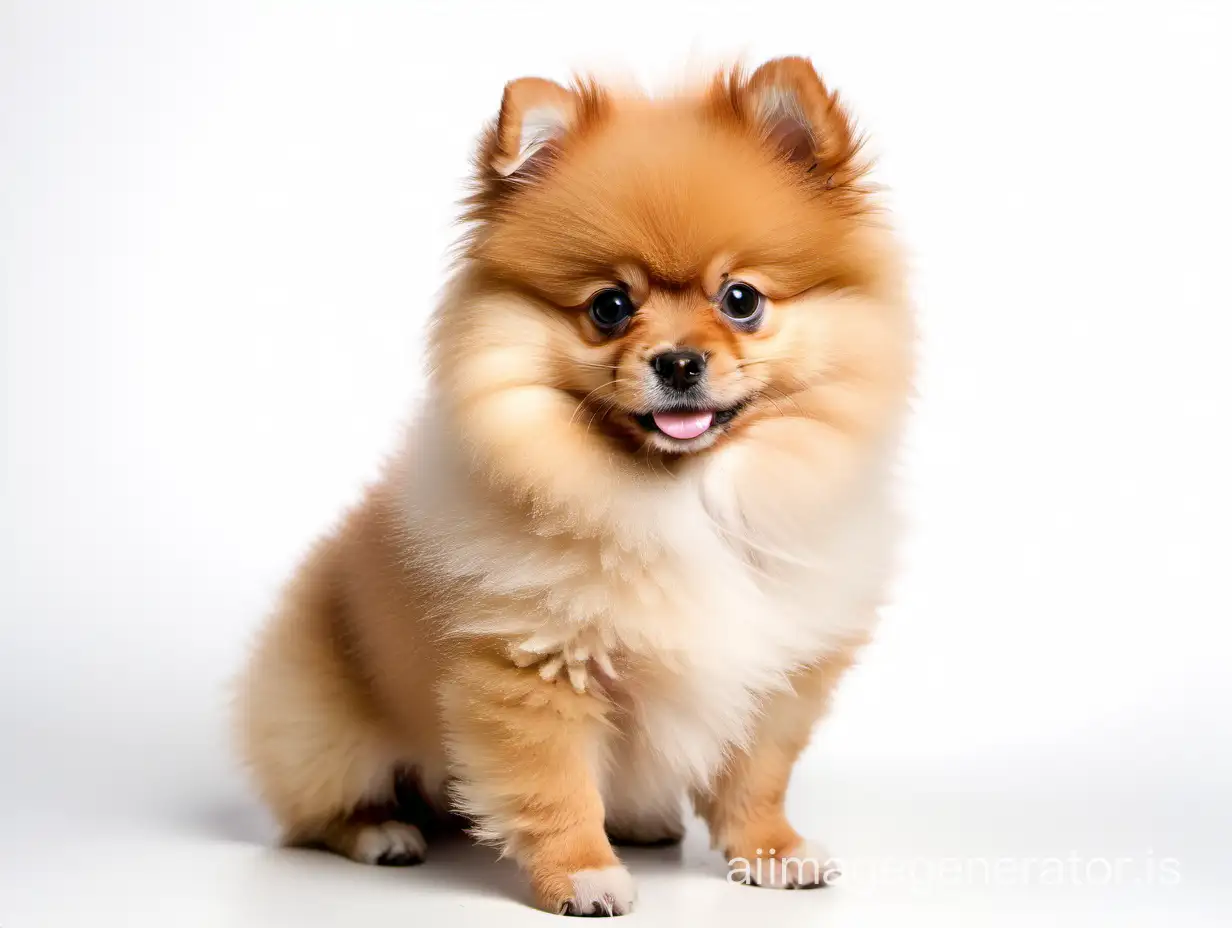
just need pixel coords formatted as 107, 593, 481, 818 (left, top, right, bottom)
733, 839, 839, 889
558, 865, 637, 916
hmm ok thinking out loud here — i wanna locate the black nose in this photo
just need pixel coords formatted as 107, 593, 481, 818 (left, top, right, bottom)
651, 349, 706, 392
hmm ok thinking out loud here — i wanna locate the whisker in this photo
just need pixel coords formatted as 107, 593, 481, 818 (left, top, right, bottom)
567, 378, 637, 428
760, 386, 787, 419
741, 375, 806, 417
766, 383, 807, 416
734, 356, 803, 369
642, 443, 676, 482
570, 359, 623, 372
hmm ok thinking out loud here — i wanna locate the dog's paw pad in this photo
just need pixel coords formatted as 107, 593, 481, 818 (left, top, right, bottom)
560, 865, 636, 916
353, 821, 427, 866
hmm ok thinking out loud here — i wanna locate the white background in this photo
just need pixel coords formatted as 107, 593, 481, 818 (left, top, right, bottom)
3, 1, 1230, 925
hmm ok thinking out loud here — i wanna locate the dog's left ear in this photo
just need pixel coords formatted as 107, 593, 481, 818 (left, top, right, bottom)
734, 57, 865, 186
490, 77, 580, 177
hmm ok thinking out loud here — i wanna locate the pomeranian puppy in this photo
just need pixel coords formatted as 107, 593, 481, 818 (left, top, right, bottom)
236, 56, 913, 916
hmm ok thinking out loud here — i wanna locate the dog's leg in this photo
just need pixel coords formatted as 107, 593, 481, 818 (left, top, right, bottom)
441, 644, 634, 916
692, 647, 860, 889
235, 542, 432, 866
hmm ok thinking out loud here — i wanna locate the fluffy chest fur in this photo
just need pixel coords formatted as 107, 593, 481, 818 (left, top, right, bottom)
402, 415, 898, 787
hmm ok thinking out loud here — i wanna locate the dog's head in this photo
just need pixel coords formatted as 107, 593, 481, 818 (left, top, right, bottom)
431, 59, 909, 513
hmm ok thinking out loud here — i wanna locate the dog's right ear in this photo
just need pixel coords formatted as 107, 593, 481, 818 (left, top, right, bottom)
490, 77, 580, 177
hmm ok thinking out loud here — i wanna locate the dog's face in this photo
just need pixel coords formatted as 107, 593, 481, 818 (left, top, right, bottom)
434, 59, 907, 495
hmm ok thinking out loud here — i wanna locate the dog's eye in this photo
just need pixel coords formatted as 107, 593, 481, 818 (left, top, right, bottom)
718, 281, 764, 327
588, 288, 634, 332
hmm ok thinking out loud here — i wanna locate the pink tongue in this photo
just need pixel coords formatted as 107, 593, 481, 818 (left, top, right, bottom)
652, 409, 714, 440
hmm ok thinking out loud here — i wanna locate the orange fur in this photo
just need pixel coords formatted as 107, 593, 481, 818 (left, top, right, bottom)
236, 57, 913, 916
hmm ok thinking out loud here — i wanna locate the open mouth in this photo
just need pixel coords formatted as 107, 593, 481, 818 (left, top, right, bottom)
633, 404, 744, 442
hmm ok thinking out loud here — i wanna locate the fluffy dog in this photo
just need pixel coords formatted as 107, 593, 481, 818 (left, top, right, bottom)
236, 56, 913, 916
